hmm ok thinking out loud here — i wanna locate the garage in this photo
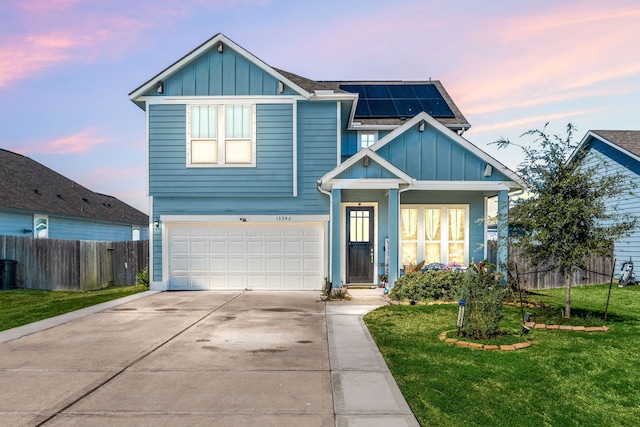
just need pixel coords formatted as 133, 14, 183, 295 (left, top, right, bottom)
168, 222, 325, 290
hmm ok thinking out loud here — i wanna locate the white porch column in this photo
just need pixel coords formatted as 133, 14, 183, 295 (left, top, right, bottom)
331, 188, 342, 288
388, 189, 399, 287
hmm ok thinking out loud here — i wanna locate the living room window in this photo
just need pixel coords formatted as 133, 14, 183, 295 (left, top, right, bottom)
400, 205, 468, 267
187, 104, 255, 166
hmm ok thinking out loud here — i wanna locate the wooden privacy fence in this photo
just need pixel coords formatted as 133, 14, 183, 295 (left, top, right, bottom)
0, 235, 148, 291
508, 245, 614, 290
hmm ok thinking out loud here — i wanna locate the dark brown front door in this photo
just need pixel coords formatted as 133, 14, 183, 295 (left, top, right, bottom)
346, 207, 374, 283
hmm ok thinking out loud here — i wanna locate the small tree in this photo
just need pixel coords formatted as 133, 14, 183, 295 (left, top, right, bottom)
494, 124, 637, 318
458, 262, 504, 340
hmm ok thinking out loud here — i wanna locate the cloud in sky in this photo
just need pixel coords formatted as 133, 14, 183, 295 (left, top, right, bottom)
19, 128, 108, 155
469, 108, 600, 136
0, 2, 152, 87
450, 2, 640, 116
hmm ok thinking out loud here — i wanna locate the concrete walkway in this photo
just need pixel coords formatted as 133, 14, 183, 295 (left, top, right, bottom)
0, 289, 419, 426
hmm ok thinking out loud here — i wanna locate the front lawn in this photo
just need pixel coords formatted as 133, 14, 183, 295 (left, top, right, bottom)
0, 285, 148, 332
365, 284, 640, 426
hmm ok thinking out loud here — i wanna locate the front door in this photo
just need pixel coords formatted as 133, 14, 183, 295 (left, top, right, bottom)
346, 207, 374, 283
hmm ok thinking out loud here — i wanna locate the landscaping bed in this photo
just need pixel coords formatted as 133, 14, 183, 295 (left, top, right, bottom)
365, 284, 640, 426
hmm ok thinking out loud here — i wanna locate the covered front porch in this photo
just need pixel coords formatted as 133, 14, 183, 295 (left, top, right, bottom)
318, 149, 512, 289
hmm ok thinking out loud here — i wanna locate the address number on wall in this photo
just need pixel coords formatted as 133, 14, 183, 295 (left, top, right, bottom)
275, 216, 293, 221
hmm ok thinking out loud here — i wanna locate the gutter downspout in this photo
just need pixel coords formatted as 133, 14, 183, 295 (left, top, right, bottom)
317, 180, 333, 288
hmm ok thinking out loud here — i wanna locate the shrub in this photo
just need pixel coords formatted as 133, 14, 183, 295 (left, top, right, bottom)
390, 269, 463, 301
457, 264, 504, 340
136, 268, 149, 289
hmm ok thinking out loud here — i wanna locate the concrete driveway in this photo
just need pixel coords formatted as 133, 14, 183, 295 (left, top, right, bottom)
0, 290, 419, 426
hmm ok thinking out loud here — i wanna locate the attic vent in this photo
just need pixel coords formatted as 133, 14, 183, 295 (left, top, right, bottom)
33, 189, 41, 195
82, 197, 89, 203
56, 194, 64, 200
102, 202, 112, 208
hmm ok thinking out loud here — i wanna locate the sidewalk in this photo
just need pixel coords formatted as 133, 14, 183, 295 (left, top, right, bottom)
327, 288, 419, 426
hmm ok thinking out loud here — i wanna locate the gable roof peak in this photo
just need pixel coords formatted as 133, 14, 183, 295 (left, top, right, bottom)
129, 33, 311, 102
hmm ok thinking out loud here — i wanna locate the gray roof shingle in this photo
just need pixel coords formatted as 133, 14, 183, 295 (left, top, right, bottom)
0, 149, 148, 226
592, 130, 640, 158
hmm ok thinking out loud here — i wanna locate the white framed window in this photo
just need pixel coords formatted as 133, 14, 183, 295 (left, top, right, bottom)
187, 104, 255, 167
400, 205, 468, 266
358, 131, 378, 149
34, 214, 48, 238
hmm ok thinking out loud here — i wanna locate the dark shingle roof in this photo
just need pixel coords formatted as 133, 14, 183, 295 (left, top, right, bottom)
273, 68, 348, 94
0, 149, 148, 226
592, 130, 640, 158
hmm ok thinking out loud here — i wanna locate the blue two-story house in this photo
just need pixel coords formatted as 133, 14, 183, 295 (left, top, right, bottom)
129, 33, 523, 291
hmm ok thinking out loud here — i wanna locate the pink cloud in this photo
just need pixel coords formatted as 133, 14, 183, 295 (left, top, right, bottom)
88, 166, 145, 183
18, 0, 86, 10
468, 109, 599, 136
36, 128, 108, 155
450, 3, 640, 115
0, 3, 152, 87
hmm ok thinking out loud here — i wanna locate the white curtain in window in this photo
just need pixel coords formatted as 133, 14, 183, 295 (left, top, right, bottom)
401, 209, 417, 240
226, 105, 251, 138
449, 209, 464, 240
191, 106, 217, 138
425, 209, 440, 241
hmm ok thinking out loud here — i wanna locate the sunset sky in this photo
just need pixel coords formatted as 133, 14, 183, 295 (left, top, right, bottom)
1, 0, 639, 214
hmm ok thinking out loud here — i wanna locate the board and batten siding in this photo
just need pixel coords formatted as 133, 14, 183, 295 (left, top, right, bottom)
583, 139, 640, 263
375, 125, 511, 181
144, 45, 297, 98
148, 103, 294, 197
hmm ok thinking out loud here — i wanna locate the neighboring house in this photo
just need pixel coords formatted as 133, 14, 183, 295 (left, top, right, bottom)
578, 130, 640, 263
129, 33, 524, 291
0, 149, 149, 241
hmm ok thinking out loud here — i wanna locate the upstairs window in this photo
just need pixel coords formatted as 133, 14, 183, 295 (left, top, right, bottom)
187, 104, 255, 167
358, 131, 378, 150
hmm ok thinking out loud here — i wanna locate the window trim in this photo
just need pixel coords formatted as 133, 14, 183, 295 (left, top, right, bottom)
358, 130, 378, 150
186, 103, 257, 168
34, 214, 49, 238
400, 204, 469, 266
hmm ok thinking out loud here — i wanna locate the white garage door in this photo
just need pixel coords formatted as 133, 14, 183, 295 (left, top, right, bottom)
168, 222, 325, 290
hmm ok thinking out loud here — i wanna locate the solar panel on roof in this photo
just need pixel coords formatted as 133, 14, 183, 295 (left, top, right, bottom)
354, 100, 370, 117
340, 83, 455, 119
393, 99, 422, 117
367, 100, 397, 117
364, 85, 391, 99
388, 85, 416, 98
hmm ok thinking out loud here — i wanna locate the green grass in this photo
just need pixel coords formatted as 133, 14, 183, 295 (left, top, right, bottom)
0, 285, 148, 332
365, 284, 640, 426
